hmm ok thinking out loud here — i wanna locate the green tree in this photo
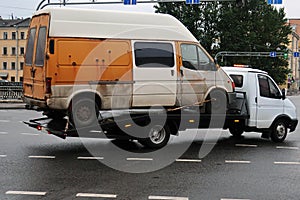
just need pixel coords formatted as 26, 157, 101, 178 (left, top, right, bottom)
155, 0, 292, 84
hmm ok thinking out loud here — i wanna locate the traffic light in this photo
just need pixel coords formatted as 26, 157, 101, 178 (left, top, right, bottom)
283, 53, 288, 60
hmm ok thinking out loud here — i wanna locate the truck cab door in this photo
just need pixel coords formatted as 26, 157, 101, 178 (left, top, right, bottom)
256, 74, 284, 128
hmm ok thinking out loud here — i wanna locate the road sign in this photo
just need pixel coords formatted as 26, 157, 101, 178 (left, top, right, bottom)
124, 0, 136, 5
270, 52, 277, 57
268, 0, 282, 4
186, 0, 200, 4
294, 52, 300, 58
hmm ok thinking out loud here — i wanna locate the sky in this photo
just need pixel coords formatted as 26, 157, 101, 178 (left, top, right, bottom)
0, 0, 299, 19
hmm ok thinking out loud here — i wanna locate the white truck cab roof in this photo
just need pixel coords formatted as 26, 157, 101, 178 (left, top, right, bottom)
222, 67, 268, 75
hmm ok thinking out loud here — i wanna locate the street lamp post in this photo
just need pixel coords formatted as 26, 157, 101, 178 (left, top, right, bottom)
15, 25, 19, 82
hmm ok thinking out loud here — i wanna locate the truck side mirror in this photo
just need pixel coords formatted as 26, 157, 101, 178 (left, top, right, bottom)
281, 88, 286, 100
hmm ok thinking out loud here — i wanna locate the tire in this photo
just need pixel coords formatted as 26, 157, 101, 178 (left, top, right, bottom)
206, 90, 227, 114
270, 119, 288, 143
229, 123, 244, 137
69, 97, 99, 128
139, 124, 171, 149
44, 110, 66, 119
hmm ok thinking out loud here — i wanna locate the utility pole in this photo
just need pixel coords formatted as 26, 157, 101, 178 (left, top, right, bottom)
15, 25, 19, 82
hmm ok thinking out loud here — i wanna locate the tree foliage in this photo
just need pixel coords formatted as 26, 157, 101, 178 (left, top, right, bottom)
155, 0, 292, 84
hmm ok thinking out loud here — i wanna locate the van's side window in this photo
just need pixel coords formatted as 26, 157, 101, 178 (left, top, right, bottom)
35, 27, 47, 66
134, 42, 174, 68
25, 28, 36, 65
181, 44, 215, 71
258, 75, 281, 98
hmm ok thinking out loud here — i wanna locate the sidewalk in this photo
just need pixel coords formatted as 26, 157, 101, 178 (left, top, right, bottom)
0, 100, 26, 109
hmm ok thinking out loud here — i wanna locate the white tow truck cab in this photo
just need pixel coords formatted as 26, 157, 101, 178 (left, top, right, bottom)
223, 67, 298, 142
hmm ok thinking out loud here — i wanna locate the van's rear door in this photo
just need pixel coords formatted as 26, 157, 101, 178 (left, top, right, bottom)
23, 14, 49, 100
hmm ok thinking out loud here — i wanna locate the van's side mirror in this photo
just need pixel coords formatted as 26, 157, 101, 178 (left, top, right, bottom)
281, 88, 286, 100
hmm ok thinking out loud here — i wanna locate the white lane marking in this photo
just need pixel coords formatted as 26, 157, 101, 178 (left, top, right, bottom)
6, 191, 47, 196
274, 161, 300, 165
0, 155, 7, 158
221, 198, 251, 200
126, 158, 153, 161
276, 146, 299, 150
20, 133, 39, 136
149, 195, 188, 200
225, 160, 251, 164
77, 157, 104, 160
0, 120, 10, 123
176, 159, 202, 163
90, 130, 102, 133
29, 156, 56, 159
0, 132, 8, 134
235, 144, 257, 148
76, 193, 117, 198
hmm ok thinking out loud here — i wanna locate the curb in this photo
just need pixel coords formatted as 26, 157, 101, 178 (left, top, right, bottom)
0, 103, 26, 109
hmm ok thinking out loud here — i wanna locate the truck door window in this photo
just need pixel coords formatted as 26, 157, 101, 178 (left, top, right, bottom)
25, 28, 36, 65
134, 42, 174, 68
35, 27, 47, 66
230, 75, 243, 88
258, 75, 281, 98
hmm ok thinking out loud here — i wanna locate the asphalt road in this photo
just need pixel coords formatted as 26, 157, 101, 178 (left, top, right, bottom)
0, 96, 300, 200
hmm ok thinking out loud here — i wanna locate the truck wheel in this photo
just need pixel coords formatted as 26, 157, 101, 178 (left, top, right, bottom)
139, 125, 171, 149
69, 97, 99, 128
206, 90, 227, 114
229, 124, 244, 137
271, 119, 288, 142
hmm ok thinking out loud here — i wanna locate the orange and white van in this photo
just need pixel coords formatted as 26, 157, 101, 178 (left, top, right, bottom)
23, 8, 236, 127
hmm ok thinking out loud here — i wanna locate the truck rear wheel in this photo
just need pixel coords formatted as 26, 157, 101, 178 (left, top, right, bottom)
139, 124, 171, 149
229, 122, 244, 137
69, 97, 99, 128
271, 119, 288, 142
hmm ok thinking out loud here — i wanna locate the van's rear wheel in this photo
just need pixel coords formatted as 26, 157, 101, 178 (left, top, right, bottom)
229, 122, 244, 137
271, 119, 288, 142
139, 125, 170, 149
69, 97, 99, 128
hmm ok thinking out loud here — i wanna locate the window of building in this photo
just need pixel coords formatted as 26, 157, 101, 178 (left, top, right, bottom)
20, 62, 24, 70
25, 28, 36, 65
10, 76, 15, 82
11, 47, 16, 55
11, 62, 16, 70
3, 32, 8, 40
12, 32, 16, 40
20, 47, 25, 55
3, 62, 7, 70
20, 32, 25, 40
3, 47, 7, 55
20, 77, 23, 82
134, 42, 174, 68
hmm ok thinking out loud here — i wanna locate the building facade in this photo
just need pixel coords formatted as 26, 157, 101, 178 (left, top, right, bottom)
0, 17, 30, 82
288, 19, 300, 90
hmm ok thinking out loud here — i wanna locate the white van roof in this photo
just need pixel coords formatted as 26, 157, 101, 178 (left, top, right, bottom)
222, 67, 268, 74
34, 8, 198, 42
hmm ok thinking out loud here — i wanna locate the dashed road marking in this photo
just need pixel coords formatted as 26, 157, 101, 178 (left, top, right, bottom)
0, 120, 10, 123
225, 160, 251, 164
176, 159, 202, 163
126, 158, 153, 161
76, 193, 117, 198
235, 144, 258, 148
221, 198, 251, 200
274, 161, 300, 165
6, 191, 47, 196
90, 130, 102, 133
149, 195, 188, 200
276, 146, 299, 150
0, 132, 8, 134
77, 157, 104, 160
20, 133, 40, 136
0, 155, 7, 158
29, 156, 56, 159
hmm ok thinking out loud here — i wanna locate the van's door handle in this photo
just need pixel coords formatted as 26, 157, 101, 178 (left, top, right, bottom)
255, 97, 257, 103
171, 70, 174, 76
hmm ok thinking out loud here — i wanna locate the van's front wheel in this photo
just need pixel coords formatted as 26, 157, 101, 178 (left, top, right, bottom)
271, 119, 288, 142
139, 125, 171, 149
69, 97, 99, 128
